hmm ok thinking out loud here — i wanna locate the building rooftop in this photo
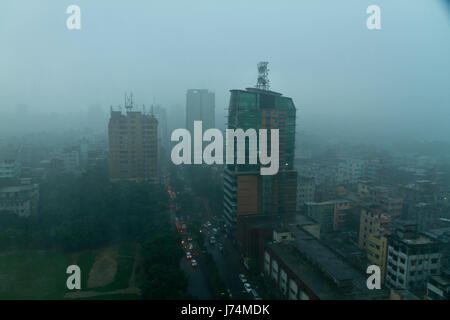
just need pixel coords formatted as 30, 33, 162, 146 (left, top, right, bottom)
430, 274, 450, 287
424, 227, 450, 243
0, 184, 37, 193
267, 235, 388, 299
290, 228, 366, 286
305, 199, 349, 206
238, 212, 317, 230
268, 243, 343, 299
400, 234, 436, 245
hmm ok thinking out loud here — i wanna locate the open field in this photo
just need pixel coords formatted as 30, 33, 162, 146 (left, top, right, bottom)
0, 244, 141, 300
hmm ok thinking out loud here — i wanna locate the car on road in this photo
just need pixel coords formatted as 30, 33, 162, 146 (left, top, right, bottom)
191, 259, 198, 267
210, 236, 216, 244
244, 283, 252, 293
239, 274, 247, 283
186, 252, 192, 259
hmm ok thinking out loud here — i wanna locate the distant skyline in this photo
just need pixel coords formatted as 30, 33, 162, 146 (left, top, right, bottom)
1, 0, 449, 141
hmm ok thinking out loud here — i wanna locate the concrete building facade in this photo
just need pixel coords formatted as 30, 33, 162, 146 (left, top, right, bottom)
223, 86, 297, 226
108, 108, 158, 183
386, 224, 441, 291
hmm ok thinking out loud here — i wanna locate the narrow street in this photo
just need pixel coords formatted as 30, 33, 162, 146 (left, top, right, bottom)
166, 179, 215, 300
203, 226, 252, 300
179, 256, 213, 300
167, 171, 260, 301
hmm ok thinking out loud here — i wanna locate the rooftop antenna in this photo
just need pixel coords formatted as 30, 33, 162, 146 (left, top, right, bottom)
124, 91, 134, 112
256, 61, 270, 90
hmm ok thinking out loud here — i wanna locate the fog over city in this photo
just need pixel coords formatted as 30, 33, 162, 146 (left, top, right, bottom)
1, 0, 449, 144
1, 0, 450, 304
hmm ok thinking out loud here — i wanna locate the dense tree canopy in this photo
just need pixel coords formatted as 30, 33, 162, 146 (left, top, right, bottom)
0, 164, 191, 299
0, 165, 169, 251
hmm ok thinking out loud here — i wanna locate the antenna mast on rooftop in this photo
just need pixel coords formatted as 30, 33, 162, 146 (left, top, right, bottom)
124, 92, 134, 111
256, 61, 270, 90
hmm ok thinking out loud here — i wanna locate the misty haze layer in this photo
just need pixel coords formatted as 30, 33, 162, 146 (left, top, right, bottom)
0, 0, 449, 142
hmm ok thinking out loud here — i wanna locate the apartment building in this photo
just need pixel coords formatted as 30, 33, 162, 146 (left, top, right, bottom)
108, 105, 158, 183
0, 181, 39, 217
386, 223, 441, 291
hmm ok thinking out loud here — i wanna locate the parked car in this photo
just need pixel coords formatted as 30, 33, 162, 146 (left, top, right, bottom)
239, 274, 247, 283
244, 283, 252, 293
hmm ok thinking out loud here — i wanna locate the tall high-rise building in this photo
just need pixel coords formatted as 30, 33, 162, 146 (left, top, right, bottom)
108, 94, 158, 183
186, 89, 215, 134
152, 105, 169, 167
224, 63, 297, 227
152, 105, 168, 152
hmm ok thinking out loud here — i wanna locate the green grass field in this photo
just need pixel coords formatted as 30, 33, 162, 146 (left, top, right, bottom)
0, 244, 140, 300
0, 250, 73, 299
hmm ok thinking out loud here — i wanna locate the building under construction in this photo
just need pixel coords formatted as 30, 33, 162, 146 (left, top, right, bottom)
224, 62, 297, 226
108, 93, 158, 183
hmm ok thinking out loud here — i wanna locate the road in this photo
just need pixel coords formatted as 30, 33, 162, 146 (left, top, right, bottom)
179, 255, 214, 300
202, 225, 254, 300
166, 180, 215, 300
167, 172, 259, 300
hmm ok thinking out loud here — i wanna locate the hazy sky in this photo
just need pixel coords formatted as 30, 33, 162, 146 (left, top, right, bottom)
1, 0, 449, 140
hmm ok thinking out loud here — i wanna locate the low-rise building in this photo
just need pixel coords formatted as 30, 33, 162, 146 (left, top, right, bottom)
264, 227, 389, 300
0, 181, 39, 217
0, 160, 21, 179
304, 201, 335, 236
359, 207, 391, 250
426, 271, 450, 300
296, 175, 315, 211
386, 223, 441, 291
367, 234, 389, 285
236, 213, 319, 268
336, 159, 368, 185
